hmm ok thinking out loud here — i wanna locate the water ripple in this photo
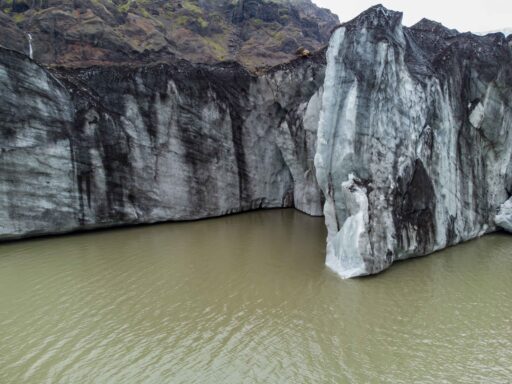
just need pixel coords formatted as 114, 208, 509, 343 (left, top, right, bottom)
0, 211, 511, 383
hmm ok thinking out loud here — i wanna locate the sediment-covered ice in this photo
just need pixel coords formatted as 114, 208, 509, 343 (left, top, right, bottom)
315, 5, 512, 277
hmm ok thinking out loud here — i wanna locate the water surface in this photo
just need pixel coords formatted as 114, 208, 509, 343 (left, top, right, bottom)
1, 210, 511, 383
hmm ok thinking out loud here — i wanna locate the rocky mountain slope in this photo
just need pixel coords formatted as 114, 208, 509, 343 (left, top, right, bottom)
0, 0, 338, 70
478, 28, 512, 37
316, 6, 512, 277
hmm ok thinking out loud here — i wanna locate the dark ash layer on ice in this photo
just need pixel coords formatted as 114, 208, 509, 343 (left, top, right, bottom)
315, 5, 512, 277
0, 48, 325, 240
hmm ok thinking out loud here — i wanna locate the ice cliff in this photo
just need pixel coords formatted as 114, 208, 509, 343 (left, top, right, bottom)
315, 6, 512, 277
0, 49, 324, 239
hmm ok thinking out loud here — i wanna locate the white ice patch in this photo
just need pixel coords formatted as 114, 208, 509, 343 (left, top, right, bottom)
495, 197, 512, 232
27, 33, 33, 60
469, 101, 485, 129
325, 175, 370, 279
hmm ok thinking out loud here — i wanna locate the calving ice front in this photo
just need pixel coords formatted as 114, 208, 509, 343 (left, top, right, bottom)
315, 5, 512, 277
0, 4, 511, 278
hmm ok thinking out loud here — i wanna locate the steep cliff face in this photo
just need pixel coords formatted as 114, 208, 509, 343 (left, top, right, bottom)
315, 6, 512, 277
0, 47, 324, 239
0, 49, 77, 238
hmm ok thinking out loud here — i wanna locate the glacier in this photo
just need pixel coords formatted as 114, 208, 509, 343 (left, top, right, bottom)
315, 5, 512, 277
1, 5, 512, 278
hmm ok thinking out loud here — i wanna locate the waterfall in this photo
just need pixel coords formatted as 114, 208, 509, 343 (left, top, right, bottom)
27, 33, 33, 59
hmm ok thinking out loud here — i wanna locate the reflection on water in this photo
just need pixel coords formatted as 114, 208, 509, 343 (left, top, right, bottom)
0, 210, 511, 383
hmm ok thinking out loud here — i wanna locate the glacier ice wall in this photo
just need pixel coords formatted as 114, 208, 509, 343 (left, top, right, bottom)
315, 5, 512, 277
0, 49, 325, 240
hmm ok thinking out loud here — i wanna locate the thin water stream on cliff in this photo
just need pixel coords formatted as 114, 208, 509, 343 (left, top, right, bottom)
1, 210, 511, 383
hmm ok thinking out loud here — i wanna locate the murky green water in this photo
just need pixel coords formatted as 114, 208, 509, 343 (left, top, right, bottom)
1, 210, 511, 383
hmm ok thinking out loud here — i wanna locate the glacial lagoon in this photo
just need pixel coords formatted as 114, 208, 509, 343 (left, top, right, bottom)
1, 210, 511, 383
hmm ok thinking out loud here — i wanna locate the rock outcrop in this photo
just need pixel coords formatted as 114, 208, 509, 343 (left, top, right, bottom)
0, 46, 324, 240
0, 0, 338, 70
315, 5, 512, 277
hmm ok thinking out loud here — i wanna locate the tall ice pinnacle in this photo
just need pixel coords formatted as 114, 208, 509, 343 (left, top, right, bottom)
315, 5, 512, 277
